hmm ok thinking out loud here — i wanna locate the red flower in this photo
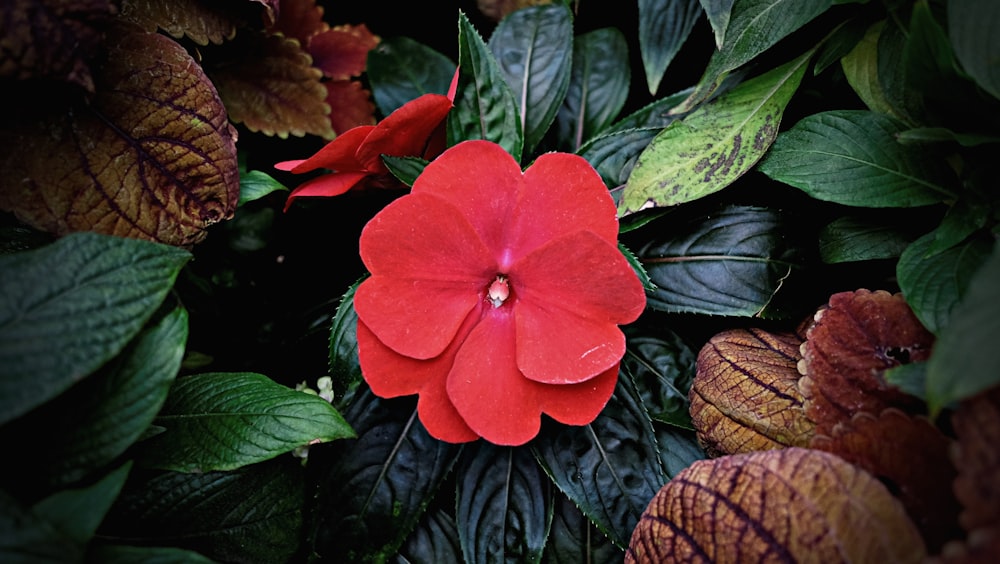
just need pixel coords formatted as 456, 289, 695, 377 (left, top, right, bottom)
354, 140, 647, 445
276, 71, 459, 211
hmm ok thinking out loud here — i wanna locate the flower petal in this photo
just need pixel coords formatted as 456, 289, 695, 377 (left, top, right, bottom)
356, 93, 454, 172
358, 319, 478, 443
280, 125, 374, 174
282, 171, 370, 211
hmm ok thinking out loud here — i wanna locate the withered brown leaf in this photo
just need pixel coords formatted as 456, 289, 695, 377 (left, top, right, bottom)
950, 385, 1000, 535
0, 26, 239, 247
690, 328, 815, 457
626, 447, 926, 563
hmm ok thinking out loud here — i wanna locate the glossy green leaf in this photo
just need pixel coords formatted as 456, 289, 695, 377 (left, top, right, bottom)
698, 0, 735, 48
449, 11, 523, 162
312, 389, 461, 562
138, 372, 355, 472
622, 325, 697, 430
0, 307, 186, 490
328, 278, 365, 410
948, 0, 1000, 101
673, 0, 830, 113
926, 241, 1000, 416
896, 231, 992, 335
531, 370, 667, 548
489, 4, 573, 154
757, 110, 956, 206
367, 36, 457, 116
557, 28, 630, 151
382, 155, 429, 188
33, 462, 132, 545
841, 20, 904, 119
619, 242, 655, 293
884, 362, 928, 402
101, 457, 304, 563
397, 509, 462, 564
542, 492, 622, 563
924, 200, 991, 256
818, 215, 916, 263
619, 50, 811, 215
639, 0, 701, 95
637, 206, 805, 318
238, 169, 287, 207
456, 443, 552, 564
0, 232, 190, 426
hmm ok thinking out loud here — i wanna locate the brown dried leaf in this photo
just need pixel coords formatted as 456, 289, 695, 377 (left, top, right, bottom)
798, 289, 933, 435
690, 328, 815, 457
811, 408, 962, 552
118, 0, 238, 46
0, 0, 116, 90
0, 27, 239, 247
950, 385, 1000, 533
626, 447, 927, 563
208, 32, 334, 139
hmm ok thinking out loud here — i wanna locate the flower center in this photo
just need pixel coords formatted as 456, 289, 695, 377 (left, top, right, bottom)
487, 275, 510, 308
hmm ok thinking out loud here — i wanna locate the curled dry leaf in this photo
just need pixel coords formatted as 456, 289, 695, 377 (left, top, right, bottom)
798, 289, 933, 436
0, 26, 239, 248
626, 447, 927, 564
811, 408, 962, 552
690, 328, 815, 457
119, 0, 239, 46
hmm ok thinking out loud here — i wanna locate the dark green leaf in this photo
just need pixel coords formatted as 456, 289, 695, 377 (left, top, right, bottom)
896, 231, 992, 335
0, 232, 190, 425
328, 279, 365, 410
818, 215, 915, 263
238, 169, 287, 207
456, 443, 551, 564
896, 127, 1000, 147
89, 544, 215, 564
924, 200, 991, 256
0, 491, 81, 563
876, 14, 922, 124
757, 110, 956, 206
638, 0, 701, 95
542, 492, 622, 564
927, 240, 1000, 415
841, 20, 905, 119
813, 17, 867, 75
368, 36, 457, 116
448, 11, 523, 162
383, 155, 429, 188
948, 0, 1000, 101
638, 206, 805, 318
531, 371, 667, 548
884, 361, 928, 402
557, 28, 630, 151
619, 242, 655, 293
698, 0, 735, 48
395, 509, 462, 564
311, 390, 461, 562
622, 326, 697, 429
33, 462, 132, 545
101, 457, 304, 563
138, 372, 355, 472
655, 425, 705, 477
488, 4, 573, 154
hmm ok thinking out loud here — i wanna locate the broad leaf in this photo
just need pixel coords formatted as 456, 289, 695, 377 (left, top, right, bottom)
238, 169, 288, 207
33, 462, 132, 545
757, 110, 956, 207
637, 205, 805, 318
622, 325, 697, 430
89, 544, 216, 563
488, 3, 573, 154
639, 0, 701, 95
367, 36, 457, 116
0, 489, 81, 563
557, 28, 630, 151
397, 509, 462, 564
840, 21, 904, 119
818, 215, 916, 263
699, 0, 735, 48
0, 232, 190, 426
619, 50, 812, 215
655, 425, 706, 478
948, 0, 1000, 101
543, 492, 622, 563
448, 11, 524, 162
531, 370, 667, 548
456, 443, 552, 564
137, 372, 355, 472
382, 155, 430, 188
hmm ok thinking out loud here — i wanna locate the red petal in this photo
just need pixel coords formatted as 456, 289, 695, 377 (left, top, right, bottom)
282, 171, 369, 211
275, 159, 306, 171
355, 93, 454, 172
283, 126, 374, 174
357, 319, 478, 443
514, 303, 626, 384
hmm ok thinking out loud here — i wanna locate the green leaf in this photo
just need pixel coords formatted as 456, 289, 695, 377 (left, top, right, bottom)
840, 20, 905, 119
0, 232, 190, 426
456, 443, 552, 564
237, 169, 287, 207
619, 241, 655, 293
101, 457, 305, 564
531, 370, 667, 548
896, 231, 992, 335
637, 205, 805, 318
138, 372, 355, 472
948, 0, 1000, 101
328, 278, 365, 410
367, 36, 457, 116
542, 492, 622, 563
896, 127, 1000, 147
488, 3, 573, 154
382, 155, 429, 187
813, 17, 866, 75
673, 0, 831, 113
698, 0, 735, 48
757, 110, 956, 206
876, 16, 922, 125
448, 11, 524, 162
655, 425, 706, 477
622, 326, 697, 430
557, 28, 631, 151
89, 544, 216, 564
0, 489, 82, 563
619, 50, 812, 215
33, 462, 132, 545
926, 240, 1000, 416
639, 0, 701, 95
311, 389, 461, 562
884, 361, 927, 402
0, 306, 187, 490
818, 215, 916, 263
397, 509, 462, 564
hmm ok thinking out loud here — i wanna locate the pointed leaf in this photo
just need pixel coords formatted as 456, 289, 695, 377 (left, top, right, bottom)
489, 3, 573, 153
543, 492, 623, 563
622, 325, 697, 429
699, 0, 735, 48
367, 36, 457, 116
557, 28, 631, 151
456, 443, 552, 564
328, 279, 365, 410
655, 425, 706, 478
448, 11, 523, 162
397, 509, 462, 564
948, 0, 1000, 101
0, 232, 190, 426
639, 0, 701, 95
0, 489, 81, 563
819, 214, 917, 263
758, 110, 956, 206
33, 462, 132, 545
840, 21, 906, 120
620, 50, 812, 215
137, 372, 355, 472
382, 155, 430, 188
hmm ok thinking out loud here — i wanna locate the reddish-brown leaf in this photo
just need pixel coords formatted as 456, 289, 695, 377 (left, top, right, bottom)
477, 0, 555, 21
307, 24, 379, 80
811, 409, 962, 552
689, 328, 815, 457
626, 447, 926, 563
268, 0, 328, 44
118, 0, 239, 45
950, 385, 1000, 534
325, 80, 377, 135
208, 31, 334, 139
0, 27, 239, 247
0, 0, 116, 90
798, 289, 933, 435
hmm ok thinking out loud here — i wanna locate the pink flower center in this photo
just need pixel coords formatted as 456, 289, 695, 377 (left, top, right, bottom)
486, 275, 510, 308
